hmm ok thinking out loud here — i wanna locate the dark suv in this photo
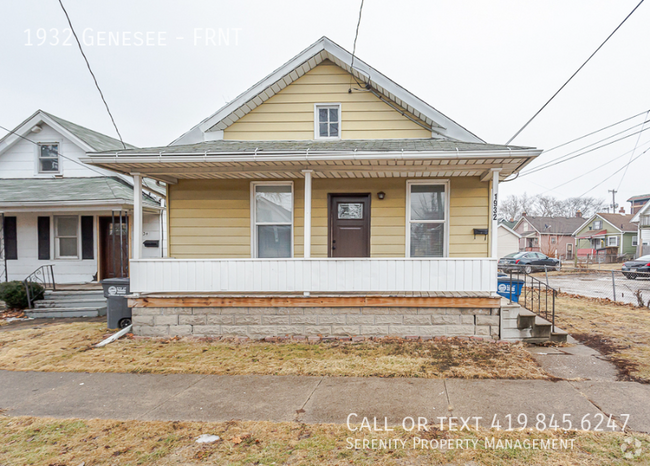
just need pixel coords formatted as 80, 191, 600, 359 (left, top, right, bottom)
498, 251, 561, 274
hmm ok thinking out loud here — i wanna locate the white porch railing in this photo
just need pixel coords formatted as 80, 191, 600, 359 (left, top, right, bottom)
130, 258, 498, 294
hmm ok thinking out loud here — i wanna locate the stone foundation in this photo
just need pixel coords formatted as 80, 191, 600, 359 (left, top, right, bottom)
132, 306, 500, 339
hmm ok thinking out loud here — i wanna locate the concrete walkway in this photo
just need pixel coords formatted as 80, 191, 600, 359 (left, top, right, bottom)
1, 370, 649, 433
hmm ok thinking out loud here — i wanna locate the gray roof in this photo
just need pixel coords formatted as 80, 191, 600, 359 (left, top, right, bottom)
42, 111, 137, 152
597, 213, 637, 233
90, 138, 533, 156
0, 177, 159, 208
523, 216, 586, 235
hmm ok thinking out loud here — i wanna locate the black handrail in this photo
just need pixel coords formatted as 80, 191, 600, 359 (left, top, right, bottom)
503, 266, 557, 333
23, 265, 56, 309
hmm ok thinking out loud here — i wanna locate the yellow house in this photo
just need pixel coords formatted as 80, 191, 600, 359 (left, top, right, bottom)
84, 37, 542, 340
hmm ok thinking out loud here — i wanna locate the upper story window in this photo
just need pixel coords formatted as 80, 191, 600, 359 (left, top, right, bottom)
314, 104, 340, 139
594, 220, 602, 230
38, 143, 60, 173
522, 223, 528, 232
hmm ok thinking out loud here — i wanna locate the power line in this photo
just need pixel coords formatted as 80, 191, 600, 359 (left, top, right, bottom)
541, 108, 650, 154
578, 146, 649, 197
350, 0, 365, 71
519, 124, 650, 177
506, 0, 645, 145
617, 109, 649, 190
57, 0, 126, 149
542, 138, 650, 193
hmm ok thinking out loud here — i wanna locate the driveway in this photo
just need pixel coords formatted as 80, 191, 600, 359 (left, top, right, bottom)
543, 272, 650, 305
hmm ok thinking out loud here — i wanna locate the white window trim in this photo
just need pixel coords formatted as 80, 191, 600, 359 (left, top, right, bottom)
314, 103, 341, 140
607, 236, 618, 247
250, 181, 294, 258
594, 220, 602, 230
632, 235, 638, 246
36, 141, 62, 175
405, 179, 450, 258
54, 215, 80, 260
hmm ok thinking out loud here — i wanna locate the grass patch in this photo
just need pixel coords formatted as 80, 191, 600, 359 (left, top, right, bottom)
0, 416, 648, 465
555, 294, 650, 383
0, 322, 549, 379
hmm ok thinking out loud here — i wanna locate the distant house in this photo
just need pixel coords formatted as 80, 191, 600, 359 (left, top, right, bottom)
0, 110, 165, 284
573, 213, 637, 259
513, 215, 585, 260
628, 194, 650, 215
631, 202, 650, 257
497, 223, 520, 258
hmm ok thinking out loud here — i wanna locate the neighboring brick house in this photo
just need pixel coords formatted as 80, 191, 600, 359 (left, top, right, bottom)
513, 215, 585, 260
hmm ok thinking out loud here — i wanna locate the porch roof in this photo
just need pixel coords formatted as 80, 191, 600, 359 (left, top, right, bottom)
576, 229, 608, 239
82, 139, 541, 184
0, 177, 161, 210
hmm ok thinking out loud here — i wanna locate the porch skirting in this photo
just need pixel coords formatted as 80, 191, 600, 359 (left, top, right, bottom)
131, 298, 501, 339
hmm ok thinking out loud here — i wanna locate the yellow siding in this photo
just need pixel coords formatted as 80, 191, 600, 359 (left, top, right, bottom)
168, 177, 489, 259
223, 60, 431, 140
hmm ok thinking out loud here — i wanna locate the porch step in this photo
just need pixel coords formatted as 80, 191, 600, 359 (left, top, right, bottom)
517, 309, 536, 329
551, 328, 569, 343
532, 316, 552, 338
25, 307, 106, 319
29, 290, 107, 319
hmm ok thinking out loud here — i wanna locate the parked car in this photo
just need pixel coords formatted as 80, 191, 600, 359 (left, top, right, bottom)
498, 252, 561, 274
622, 254, 650, 279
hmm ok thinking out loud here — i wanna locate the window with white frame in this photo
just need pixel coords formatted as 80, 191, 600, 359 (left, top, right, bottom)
407, 182, 447, 257
55, 216, 78, 258
38, 143, 60, 173
607, 236, 618, 247
314, 104, 340, 139
632, 235, 638, 246
594, 220, 602, 230
523, 223, 528, 232
252, 183, 293, 258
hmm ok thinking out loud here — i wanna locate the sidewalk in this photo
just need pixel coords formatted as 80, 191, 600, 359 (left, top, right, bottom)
1, 370, 649, 433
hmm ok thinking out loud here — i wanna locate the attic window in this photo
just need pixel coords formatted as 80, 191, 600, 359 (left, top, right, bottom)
38, 143, 60, 173
314, 104, 340, 139
594, 220, 602, 230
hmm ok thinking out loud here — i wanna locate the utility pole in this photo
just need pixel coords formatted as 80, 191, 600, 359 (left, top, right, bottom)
608, 189, 618, 213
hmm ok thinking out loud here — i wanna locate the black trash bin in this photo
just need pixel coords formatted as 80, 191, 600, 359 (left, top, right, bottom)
102, 278, 132, 329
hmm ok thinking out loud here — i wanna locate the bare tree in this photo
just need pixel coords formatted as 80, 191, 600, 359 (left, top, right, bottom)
498, 194, 606, 221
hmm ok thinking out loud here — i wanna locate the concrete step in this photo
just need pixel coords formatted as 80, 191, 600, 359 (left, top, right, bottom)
35, 299, 107, 309
26, 306, 107, 319
517, 309, 536, 329
532, 316, 552, 338
551, 328, 569, 343
44, 291, 105, 299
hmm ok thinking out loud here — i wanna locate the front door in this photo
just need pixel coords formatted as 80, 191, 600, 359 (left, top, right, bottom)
328, 194, 371, 257
99, 216, 129, 279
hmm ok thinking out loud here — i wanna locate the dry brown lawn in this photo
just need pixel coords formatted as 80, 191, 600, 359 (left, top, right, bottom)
555, 294, 650, 382
1, 416, 648, 466
0, 321, 550, 379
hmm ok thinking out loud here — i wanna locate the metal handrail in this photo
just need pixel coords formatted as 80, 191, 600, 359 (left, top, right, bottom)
503, 266, 557, 333
23, 265, 56, 309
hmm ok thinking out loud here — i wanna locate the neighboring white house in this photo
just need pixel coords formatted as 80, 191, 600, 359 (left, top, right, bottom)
631, 200, 650, 257
0, 110, 165, 284
497, 223, 521, 258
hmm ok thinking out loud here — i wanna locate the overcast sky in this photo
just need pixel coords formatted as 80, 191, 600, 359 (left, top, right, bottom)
1, 0, 648, 211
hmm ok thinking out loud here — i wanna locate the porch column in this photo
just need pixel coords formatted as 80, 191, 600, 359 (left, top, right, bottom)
303, 170, 312, 258
133, 173, 143, 260
491, 169, 499, 259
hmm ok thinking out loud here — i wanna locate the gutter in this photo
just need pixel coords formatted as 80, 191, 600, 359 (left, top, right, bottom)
81, 149, 542, 165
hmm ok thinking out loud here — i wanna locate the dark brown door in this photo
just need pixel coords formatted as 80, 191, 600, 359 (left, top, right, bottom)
328, 194, 371, 257
99, 216, 129, 279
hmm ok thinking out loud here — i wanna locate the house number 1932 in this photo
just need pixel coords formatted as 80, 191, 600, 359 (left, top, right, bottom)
492, 194, 498, 221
